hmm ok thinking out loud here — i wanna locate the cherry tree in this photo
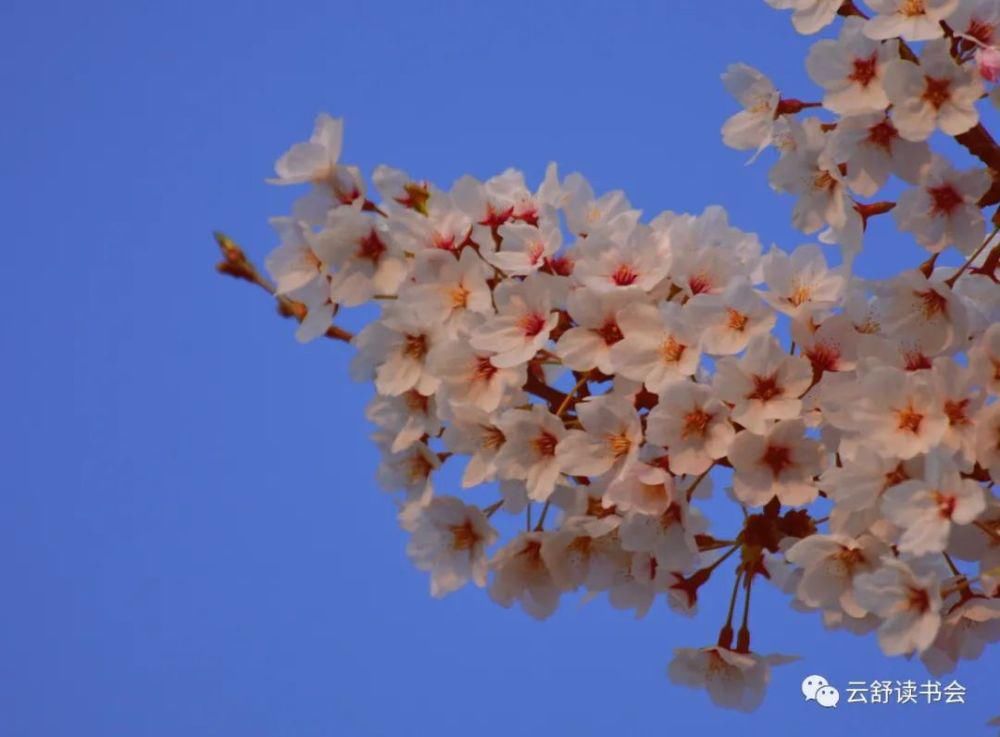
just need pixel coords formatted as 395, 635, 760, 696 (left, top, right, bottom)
214, 0, 1000, 717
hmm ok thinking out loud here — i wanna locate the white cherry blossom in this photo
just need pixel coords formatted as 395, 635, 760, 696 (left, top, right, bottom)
687, 279, 777, 356
489, 532, 561, 619
269, 112, 345, 185
760, 244, 846, 317
854, 558, 943, 655
646, 382, 735, 475
556, 395, 643, 479
863, 0, 960, 42
405, 496, 498, 597
882, 39, 983, 141
555, 288, 636, 374
721, 64, 780, 153
469, 273, 562, 368
729, 419, 824, 506
668, 647, 797, 712
785, 533, 885, 618
894, 157, 990, 254
610, 301, 702, 392
766, 0, 841, 34
827, 112, 932, 196
495, 406, 569, 502
807, 17, 895, 115
713, 335, 813, 433
882, 450, 986, 555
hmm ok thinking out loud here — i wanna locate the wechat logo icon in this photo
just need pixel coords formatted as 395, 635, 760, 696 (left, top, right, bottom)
802, 675, 840, 708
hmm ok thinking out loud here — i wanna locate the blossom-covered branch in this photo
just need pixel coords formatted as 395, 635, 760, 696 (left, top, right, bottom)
217, 0, 1000, 717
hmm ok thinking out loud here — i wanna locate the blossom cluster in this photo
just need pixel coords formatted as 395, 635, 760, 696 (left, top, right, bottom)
219, 0, 1000, 716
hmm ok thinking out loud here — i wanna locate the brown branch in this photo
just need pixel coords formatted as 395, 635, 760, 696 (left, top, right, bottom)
523, 372, 571, 413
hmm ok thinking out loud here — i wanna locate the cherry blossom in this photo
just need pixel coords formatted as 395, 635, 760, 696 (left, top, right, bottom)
863, 0, 960, 42
668, 647, 797, 712
807, 17, 895, 115
854, 558, 944, 655
766, 0, 841, 35
646, 382, 735, 475
713, 335, 813, 433
826, 112, 931, 197
950, 0, 1000, 47
882, 39, 983, 141
721, 64, 780, 153
893, 157, 991, 254
268, 112, 345, 186
489, 532, 562, 619
610, 301, 702, 392
785, 533, 885, 618
495, 405, 569, 502
729, 418, 824, 506
405, 496, 498, 597
882, 451, 986, 555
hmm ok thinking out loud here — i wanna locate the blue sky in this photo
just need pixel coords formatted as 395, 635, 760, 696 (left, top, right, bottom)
2, 0, 996, 735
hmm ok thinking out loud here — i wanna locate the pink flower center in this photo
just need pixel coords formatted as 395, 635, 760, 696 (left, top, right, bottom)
682, 408, 713, 439
450, 520, 481, 551
761, 444, 793, 477
907, 586, 931, 614
849, 54, 879, 87
944, 398, 970, 427
928, 184, 963, 216
903, 350, 932, 371
612, 263, 639, 286
403, 334, 428, 359
806, 343, 840, 373
545, 256, 574, 276
357, 229, 387, 263
866, 119, 898, 153
596, 319, 623, 346
748, 373, 783, 402
518, 312, 548, 337
433, 233, 457, 251
689, 273, 713, 295
922, 76, 952, 109
896, 405, 924, 434
480, 203, 514, 228
532, 431, 558, 457
914, 288, 949, 319
474, 355, 498, 381
968, 18, 995, 44
404, 390, 429, 413
934, 491, 957, 519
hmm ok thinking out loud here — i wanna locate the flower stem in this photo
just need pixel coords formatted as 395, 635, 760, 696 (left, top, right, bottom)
945, 222, 1000, 287
736, 573, 754, 654
717, 569, 743, 649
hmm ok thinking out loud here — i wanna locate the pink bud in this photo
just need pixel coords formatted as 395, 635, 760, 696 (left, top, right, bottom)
975, 46, 1000, 83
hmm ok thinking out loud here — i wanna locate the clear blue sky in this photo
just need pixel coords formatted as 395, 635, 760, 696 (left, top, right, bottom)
2, 1, 995, 735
